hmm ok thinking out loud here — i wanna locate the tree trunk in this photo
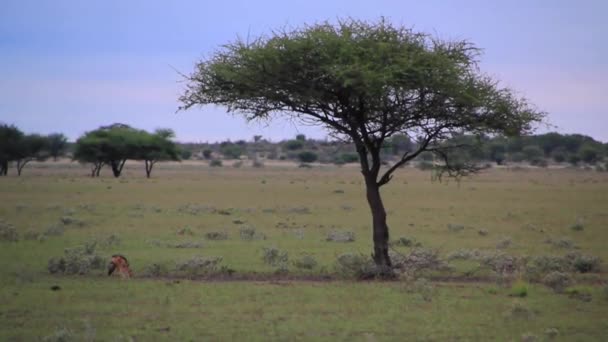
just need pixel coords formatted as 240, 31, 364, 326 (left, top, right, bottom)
110, 159, 126, 178
364, 176, 392, 269
0, 160, 7, 176
16, 159, 29, 176
145, 160, 154, 178
96, 162, 103, 177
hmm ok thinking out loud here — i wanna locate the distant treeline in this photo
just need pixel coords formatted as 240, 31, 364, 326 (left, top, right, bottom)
2, 122, 607, 177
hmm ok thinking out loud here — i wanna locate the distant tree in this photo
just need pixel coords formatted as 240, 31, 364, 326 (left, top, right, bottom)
73, 124, 139, 178
180, 148, 192, 160
179, 19, 544, 271
578, 144, 601, 164
551, 147, 567, 163
14, 134, 50, 175
295, 134, 306, 141
0, 124, 24, 176
136, 128, 181, 178
297, 151, 318, 163
47, 133, 69, 161
220, 144, 243, 159
487, 142, 507, 165
284, 140, 304, 150
522, 145, 544, 162
202, 149, 213, 159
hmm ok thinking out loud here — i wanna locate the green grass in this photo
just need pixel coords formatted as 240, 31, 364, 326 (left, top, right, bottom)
1, 162, 608, 339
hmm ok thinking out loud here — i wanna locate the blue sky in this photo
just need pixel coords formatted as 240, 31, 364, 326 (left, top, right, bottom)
1, 0, 606, 142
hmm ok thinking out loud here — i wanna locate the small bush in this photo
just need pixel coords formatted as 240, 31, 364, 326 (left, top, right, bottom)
542, 271, 572, 293
334, 253, 376, 278
239, 226, 266, 240
572, 254, 601, 273
168, 241, 204, 249
48, 243, 105, 275
100, 234, 121, 247
446, 249, 482, 261
404, 278, 435, 302
544, 328, 559, 339
44, 225, 65, 237
510, 280, 529, 298
391, 236, 421, 248
261, 246, 289, 267
478, 252, 519, 276
292, 254, 318, 270
545, 237, 577, 249
391, 248, 448, 276
447, 224, 465, 232
42, 327, 74, 342
143, 263, 169, 277
505, 302, 533, 320
175, 256, 223, 277
496, 237, 513, 249
176, 227, 194, 236
205, 231, 228, 240
326, 230, 356, 243
570, 218, 585, 231
526, 255, 571, 277
564, 286, 593, 302
0, 222, 19, 242
209, 159, 223, 167
478, 229, 489, 236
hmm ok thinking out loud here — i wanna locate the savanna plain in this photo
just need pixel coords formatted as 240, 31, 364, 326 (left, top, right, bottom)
1, 162, 607, 341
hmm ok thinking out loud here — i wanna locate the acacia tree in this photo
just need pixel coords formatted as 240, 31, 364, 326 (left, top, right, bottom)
15, 134, 50, 176
136, 128, 181, 178
47, 133, 69, 161
0, 124, 24, 176
179, 19, 544, 271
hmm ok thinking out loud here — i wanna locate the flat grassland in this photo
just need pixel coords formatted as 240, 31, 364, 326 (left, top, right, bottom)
1, 162, 607, 340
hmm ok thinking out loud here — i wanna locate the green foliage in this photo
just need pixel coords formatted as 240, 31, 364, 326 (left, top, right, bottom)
261, 246, 289, 267
297, 151, 318, 163
220, 144, 243, 159
284, 140, 304, 150
46, 133, 68, 160
202, 149, 212, 159
209, 159, 223, 167
510, 280, 529, 297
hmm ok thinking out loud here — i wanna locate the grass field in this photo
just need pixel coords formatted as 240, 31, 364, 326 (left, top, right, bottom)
1, 162, 607, 340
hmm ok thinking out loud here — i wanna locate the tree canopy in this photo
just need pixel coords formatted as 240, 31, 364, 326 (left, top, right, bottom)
0, 124, 52, 176
73, 124, 180, 178
179, 18, 545, 272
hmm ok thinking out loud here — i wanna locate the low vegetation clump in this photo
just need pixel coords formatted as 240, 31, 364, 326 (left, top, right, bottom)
209, 159, 223, 167
292, 254, 318, 270
509, 280, 529, 297
391, 248, 448, 276
564, 285, 593, 302
44, 225, 65, 237
504, 301, 534, 320
176, 226, 195, 236
496, 236, 513, 249
47, 242, 105, 275
446, 249, 483, 261
391, 236, 422, 247
544, 237, 577, 249
571, 254, 601, 273
326, 230, 356, 243
205, 231, 229, 240
447, 224, 465, 232
99, 234, 121, 247
334, 253, 376, 278
542, 271, 572, 293
0, 221, 19, 242
570, 218, 585, 231
239, 226, 266, 240
403, 278, 436, 302
261, 246, 289, 267
174, 256, 223, 277
142, 263, 169, 277
167, 241, 204, 249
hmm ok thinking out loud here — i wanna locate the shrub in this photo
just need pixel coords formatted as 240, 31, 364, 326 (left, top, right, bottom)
545, 237, 576, 249
261, 246, 289, 267
496, 237, 513, 249
542, 271, 572, 293
175, 256, 223, 277
334, 253, 376, 278
209, 159, 223, 167
564, 285, 593, 302
521, 333, 538, 342
447, 224, 465, 232
544, 328, 559, 339
48, 243, 105, 275
23, 231, 39, 240
510, 280, 529, 298
391, 236, 421, 248
478, 229, 489, 236
100, 234, 121, 247
42, 327, 74, 342
526, 255, 571, 277
446, 249, 482, 261
570, 218, 585, 231
478, 252, 519, 277
297, 151, 318, 163
232, 161, 243, 168
176, 227, 194, 236
292, 254, 318, 270
505, 302, 533, 320
326, 230, 355, 243
0, 221, 19, 242
252, 160, 265, 168
143, 263, 169, 277
44, 225, 65, 237
205, 231, 228, 240
403, 278, 435, 302
391, 248, 448, 276
572, 254, 601, 273
284, 139, 304, 150
168, 241, 204, 249
239, 226, 266, 240
202, 149, 212, 159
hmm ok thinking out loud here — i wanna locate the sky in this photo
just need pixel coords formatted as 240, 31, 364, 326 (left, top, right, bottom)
1, 0, 606, 143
